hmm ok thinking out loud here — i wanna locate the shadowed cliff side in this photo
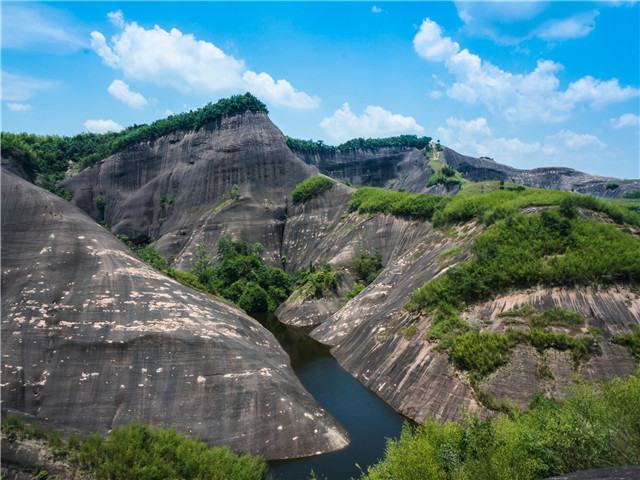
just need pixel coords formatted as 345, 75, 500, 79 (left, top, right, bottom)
1, 169, 349, 460
60, 112, 318, 268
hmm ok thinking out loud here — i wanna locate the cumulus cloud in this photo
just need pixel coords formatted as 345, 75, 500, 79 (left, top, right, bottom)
610, 113, 640, 129
91, 12, 318, 109
535, 10, 599, 41
6, 102, 32, 112
107, 79, 149, 108
372, 6, 383, 14
414, 18, 639, 123
242, 72, 320, 109
414, 18, 460, 62
2, 71, 56, 102
83, 119, 124, 133
320, 103, 424, 143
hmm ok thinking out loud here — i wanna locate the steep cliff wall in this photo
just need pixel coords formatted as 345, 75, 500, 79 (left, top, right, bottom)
1, 169, 348, 460
60, 112, 317, 268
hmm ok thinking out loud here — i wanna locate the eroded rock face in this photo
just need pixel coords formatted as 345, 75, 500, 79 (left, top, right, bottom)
1, 170, 348, 460
292, 145, 639, 198
60, 112, 317, 268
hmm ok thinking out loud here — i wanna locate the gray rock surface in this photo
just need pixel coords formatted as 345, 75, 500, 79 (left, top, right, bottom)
60, 112, 317, 269
1, 169, 348, 460
291, 144, 639, 198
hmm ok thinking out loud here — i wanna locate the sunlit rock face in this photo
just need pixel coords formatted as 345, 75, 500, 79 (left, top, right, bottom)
1, 169, 348, 460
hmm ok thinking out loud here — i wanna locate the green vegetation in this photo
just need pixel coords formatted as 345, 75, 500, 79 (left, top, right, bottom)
361, 372, 640, 480
606, 181, 620, 190
56, 186, 73, 201
348, 187, 445, 219
344, 250, 384, 302
611, 325, 640, 359
406, 207, 639, 388
345, 283, 366, 300
426, 159, 466, 188
623, 189, 640, 199
118, 236, 292, 313
291, 176, 334, 203
1, 94, 267, 191
285, 134, 432, 154
1, 417, 266, 480
431, 186, 640, 228
292, 262, 341, 298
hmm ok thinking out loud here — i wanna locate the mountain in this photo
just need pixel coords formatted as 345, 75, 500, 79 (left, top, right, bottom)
2, 98, 639, 463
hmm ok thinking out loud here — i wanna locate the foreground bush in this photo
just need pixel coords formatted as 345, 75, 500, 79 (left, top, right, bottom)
1, 419, 267, 480
361, 372, 640, 480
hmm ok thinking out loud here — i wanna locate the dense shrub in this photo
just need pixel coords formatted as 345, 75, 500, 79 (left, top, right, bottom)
354, 250, 384, 284
1, 418, 267, 480
292, 263, 341, 298
348, 187, 446, 219
611, 325, 640, 359
361, 372, 640, 480
291, 176, 334, 203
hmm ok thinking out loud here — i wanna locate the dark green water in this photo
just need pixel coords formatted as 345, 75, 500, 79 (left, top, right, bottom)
252, 313, 406, 480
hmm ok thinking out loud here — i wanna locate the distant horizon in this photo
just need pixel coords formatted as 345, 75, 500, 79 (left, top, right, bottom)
2, 1, 638, 178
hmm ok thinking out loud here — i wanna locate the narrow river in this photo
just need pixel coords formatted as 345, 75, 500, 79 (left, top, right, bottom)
251, 313, 406, 480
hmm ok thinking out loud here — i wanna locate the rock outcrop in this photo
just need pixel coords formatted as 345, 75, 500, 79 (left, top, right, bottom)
1, 169, 348, 460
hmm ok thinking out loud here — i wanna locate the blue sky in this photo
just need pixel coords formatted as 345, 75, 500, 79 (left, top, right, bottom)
2, 1, 639, 178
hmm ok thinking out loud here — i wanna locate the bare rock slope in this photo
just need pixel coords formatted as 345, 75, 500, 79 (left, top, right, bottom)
1, 169, 348, 460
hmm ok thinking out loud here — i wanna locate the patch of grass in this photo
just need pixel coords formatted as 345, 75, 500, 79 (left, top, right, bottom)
348, 186, 446, 219
404, 324, 418, 340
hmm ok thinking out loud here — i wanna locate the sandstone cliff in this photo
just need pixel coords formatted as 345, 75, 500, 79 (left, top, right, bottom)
60, 112, 318, 269
1, 169, 348, 460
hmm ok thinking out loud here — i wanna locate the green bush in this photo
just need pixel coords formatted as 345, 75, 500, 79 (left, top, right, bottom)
361, 372, 640, 480
611, 325, 640, 359
285, 134, 432, 154
291, 176, 334, 203
348, 187, 445, 219
346, 283, 366, 300
354, 250, 384, 284
292, 263, 341, 298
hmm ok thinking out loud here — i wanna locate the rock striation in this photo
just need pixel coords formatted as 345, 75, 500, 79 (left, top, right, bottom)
1, 169, 348, 460
60, 112, 317, 269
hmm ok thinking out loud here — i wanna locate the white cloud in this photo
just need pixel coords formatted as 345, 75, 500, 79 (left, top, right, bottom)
2, 3, 86, 53
83, 119, 124, 133
436, 117, 608, 172
107, 79, 149, 108
414, 18, 640, 123
90, 12, 318, 109
242, 71, 320, 109
6, 102, 32, 112
2, 71, 56, 102
372, 6, 383, 14
610, 113, 640, 129
414, 18, 460, 62
320, 103, 423, 143
546, 130, 606, 151
535, 10, 599, 41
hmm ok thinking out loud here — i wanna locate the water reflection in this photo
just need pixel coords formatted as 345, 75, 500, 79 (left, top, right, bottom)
251, 313, 406, 480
